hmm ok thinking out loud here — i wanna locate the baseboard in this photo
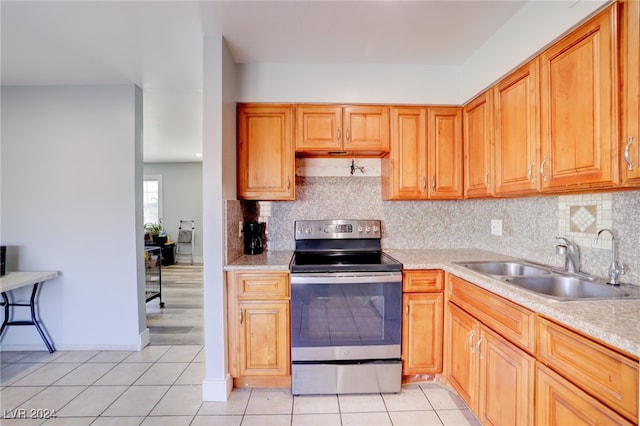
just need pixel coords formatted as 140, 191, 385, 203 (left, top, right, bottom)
0, 330, 151, 352
202, 374, 233, 401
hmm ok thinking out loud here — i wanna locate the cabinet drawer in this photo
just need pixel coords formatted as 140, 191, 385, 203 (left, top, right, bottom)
536, 363, 634, 426
403, 270, 444, 292
231, 271, 290, 299
447, 274, 536, 353
537, 316, 639, 421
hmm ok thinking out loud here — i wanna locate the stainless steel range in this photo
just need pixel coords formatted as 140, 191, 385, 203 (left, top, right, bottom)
289, 219, 403, 395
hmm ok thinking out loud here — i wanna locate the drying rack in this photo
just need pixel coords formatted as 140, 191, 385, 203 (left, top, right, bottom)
176, 220, 195, 264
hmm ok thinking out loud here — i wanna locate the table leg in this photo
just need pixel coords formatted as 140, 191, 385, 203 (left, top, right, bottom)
29, 283, 55, 353
0, 284, 55, 353
0, 291, 9, 335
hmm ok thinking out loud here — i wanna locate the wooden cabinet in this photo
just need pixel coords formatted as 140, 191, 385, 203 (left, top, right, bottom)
295, 104, 390, 155
237, 104, 295, 200
446, 275, 535, 425
494, 59, 540, 197
382, 107, 428, 199
620, 0, 640, 186
227, 270, 290, 388
539, 5, 619, 191
447, 302, 535, 426
463, 91, 494, 198
447, 274, 536, 353
401, 270, 444, 378
536, 363, 634, 426
382, 106, 463, 200
428, 107, 464, 199
537, 316, 639, 422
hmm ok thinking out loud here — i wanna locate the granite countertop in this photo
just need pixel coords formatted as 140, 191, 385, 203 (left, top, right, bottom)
224, 251, 293, 271
225, 248, 640, 358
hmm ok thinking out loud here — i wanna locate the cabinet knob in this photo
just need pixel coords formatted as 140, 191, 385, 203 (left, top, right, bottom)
624, 136, 635, 171
540, 156, 548, 182
477, 336, 485, 360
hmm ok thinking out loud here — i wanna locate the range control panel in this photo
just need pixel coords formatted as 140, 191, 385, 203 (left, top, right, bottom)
294, 219, 381, 240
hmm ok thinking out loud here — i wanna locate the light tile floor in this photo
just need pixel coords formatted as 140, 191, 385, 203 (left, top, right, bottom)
1, 346, 479, 425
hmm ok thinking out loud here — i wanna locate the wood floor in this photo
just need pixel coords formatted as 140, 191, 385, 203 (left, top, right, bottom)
146, 263, 203, 345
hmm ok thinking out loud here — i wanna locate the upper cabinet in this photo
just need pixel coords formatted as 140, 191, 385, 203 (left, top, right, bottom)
382, 106, 463, 200
382, 106, 428, 199
620, 0, 640, 186
463, 91, 494, 198
493, 59, 540, 197
237, 104, 295, 200
428, 107, 464, 199
539, 5, 619, 191
295, 105, 390, 156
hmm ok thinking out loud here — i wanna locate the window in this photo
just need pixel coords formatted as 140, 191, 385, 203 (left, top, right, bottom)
143, 175, 163, 226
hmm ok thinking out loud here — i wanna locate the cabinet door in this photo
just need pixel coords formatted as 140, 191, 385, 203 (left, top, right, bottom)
494, 59, 540, 196
402, 293, 443, 375
238, 300, 290, 378
478, 327, 535, 426
295, 105, 342, 152
343, 105, 390, 152
428, 107, 463, 199
463, 91, 494, 198
536, 364, 634, 426
446, 302, 479, 413
540, 6, 618, 191
237, 104, 295, 200
382, 106, 428, 200
620, 0, 640, 186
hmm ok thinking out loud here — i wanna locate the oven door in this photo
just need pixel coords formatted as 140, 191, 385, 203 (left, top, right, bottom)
290, 272, 402, 361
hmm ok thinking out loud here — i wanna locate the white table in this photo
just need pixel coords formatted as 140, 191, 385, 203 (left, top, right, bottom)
0, 271, 59, 352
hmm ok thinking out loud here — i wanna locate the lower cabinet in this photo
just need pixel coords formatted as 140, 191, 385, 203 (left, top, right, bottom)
537, 316, 638, 423
227, 270, 290, 388
401, 270, 444, 378
536, 363, 634, 426
447, 302, 535, 426
446, 274, 639, 425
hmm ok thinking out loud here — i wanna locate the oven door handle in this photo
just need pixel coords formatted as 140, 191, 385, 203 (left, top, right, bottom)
291, 273, 401, 285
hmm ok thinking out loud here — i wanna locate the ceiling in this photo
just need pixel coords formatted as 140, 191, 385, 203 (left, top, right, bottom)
1, 1, 529, 163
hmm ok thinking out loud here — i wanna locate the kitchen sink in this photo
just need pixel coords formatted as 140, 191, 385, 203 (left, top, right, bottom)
457, 261, 551, 277
456, 259, 640, 301
504, 276, 640, 301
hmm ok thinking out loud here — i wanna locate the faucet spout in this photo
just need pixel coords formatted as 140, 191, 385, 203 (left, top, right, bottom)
595, 229, 625, 286
555, 236, 580, 273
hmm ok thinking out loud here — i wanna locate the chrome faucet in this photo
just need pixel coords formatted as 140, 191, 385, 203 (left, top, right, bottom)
595, 229, 625, 286
555, 236, 581, 273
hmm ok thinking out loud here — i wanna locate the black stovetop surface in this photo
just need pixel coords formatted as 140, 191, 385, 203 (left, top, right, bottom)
289, 251, 402, 273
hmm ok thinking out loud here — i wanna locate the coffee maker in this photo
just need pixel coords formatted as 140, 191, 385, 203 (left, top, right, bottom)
243, 222, 265, 255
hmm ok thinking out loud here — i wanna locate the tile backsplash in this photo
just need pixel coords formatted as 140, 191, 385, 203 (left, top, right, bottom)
558, 193, 613, 249
228, 177, 640, 285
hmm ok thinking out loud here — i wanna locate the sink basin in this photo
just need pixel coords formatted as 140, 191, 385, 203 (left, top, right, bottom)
458, 261, 551, 277
504, 276, 640, 301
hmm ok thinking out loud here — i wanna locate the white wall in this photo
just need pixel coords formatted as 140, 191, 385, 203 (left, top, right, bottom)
235, 2, 610, 105
1, 85, 146, 350
461, 0, 611, 100
143, 162, 204, 262
202, 34, 236, 401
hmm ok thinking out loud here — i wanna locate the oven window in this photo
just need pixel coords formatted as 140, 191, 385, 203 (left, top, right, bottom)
291, 282, 401, 348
